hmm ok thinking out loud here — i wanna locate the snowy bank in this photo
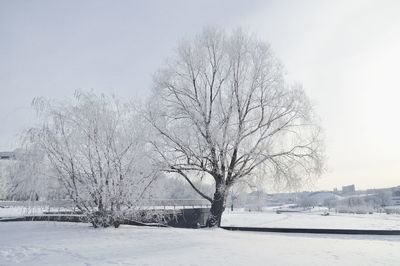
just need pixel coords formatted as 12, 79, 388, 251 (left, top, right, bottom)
222, 210, 400, 230
0, 222, 400, 265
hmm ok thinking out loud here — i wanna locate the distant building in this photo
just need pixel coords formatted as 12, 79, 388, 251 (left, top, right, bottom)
0, 151, 16, 160
384, 187, 400, 214
342, 184, 355, 194
392, 189, 400, 206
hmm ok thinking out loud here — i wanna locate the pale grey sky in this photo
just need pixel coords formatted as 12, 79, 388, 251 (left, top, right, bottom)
1, 0, 399, 191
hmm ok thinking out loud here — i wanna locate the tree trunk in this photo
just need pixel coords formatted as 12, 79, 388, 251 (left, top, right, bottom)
206, 189, 226, 227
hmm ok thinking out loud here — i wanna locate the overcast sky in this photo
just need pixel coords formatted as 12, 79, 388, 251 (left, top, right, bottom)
1, 0, 399, 191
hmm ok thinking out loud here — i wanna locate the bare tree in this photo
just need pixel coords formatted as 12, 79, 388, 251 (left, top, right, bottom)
148, 28, 324, 226
323, 196, 337, 211
4, 144, 61, 201
29, 91, 156, 227
0, 158, 17, 200
228, 181, 248, 211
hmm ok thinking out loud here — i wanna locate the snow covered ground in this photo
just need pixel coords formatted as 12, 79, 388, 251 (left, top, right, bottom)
2, 205, 400, 230
0, 206, 52, 218
0, 222, 400, 266
222, 209, 400, 230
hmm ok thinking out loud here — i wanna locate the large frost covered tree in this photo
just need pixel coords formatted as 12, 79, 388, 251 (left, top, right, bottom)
148, 28, 324, 227
29, 92, 157, 227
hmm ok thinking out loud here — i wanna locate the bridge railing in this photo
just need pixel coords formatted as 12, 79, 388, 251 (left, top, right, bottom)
0, 199, 211, 212
140, 199, 211, 209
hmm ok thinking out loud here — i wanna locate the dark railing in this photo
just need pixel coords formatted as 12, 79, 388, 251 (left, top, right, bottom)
221, 226, 400, 235
0, 199, 211, 208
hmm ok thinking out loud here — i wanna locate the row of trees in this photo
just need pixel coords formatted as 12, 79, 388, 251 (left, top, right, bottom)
3, 28, 324, 227
295, 191, 393, 214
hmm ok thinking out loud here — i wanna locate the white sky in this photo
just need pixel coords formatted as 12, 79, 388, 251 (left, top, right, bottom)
0, 0, 399, 191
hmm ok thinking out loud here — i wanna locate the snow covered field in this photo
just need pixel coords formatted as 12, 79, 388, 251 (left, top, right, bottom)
2, 206, 400, 230
0, 222, 400, 266
0, 206, 55, 218
222, 209, 400, 230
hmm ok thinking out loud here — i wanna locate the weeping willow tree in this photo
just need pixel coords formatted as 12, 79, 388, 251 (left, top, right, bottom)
29, 91, 157, 227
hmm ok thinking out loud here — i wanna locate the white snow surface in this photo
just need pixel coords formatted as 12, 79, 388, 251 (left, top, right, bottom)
0, 206, 48, 218
2, 206, 400, 230
222, 209, 400, 230
0, 222, 400, 265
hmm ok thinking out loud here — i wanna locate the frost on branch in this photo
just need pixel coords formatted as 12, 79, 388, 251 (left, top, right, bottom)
29, 92, 157, 227
147, 27, 324, 226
